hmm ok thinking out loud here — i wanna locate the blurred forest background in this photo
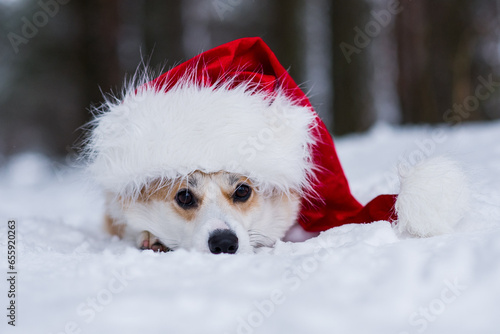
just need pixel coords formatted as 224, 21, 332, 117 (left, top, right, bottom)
1, 0, 500, 160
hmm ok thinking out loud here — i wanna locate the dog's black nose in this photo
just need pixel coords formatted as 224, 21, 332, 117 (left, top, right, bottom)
208, 229, 238, 254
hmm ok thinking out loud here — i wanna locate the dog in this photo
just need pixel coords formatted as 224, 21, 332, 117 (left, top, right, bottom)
104, 171, 300, 254
86, 37, 469, 255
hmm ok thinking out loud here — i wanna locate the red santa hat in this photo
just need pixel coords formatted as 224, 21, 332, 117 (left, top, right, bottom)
86, 37, 469, 236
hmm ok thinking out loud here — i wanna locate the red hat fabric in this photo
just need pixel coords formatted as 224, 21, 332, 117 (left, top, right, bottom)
87, 37, 397, 233
148, 37, 397, 232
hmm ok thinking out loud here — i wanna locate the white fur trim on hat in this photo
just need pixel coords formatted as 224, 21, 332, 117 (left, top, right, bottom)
84, 73, 318, 199
395, 156, 470, 237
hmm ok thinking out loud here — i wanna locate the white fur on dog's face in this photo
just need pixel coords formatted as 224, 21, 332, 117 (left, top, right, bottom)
117, 171, 301, 254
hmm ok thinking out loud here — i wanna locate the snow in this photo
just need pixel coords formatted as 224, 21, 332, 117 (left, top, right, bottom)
1, 121, 500, 334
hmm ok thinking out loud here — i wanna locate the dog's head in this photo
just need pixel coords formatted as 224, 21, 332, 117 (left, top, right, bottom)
120, 171, 300, 254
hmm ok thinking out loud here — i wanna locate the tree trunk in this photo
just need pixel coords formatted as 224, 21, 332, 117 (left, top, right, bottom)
143, 0, 184, 68
75, 0, 121, 111
396, 0, 477, 124
270, 0, 303, 83
331, 0, 374, 135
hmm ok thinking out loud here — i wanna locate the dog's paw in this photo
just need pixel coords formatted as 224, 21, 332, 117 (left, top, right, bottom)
137, 231, 170, 252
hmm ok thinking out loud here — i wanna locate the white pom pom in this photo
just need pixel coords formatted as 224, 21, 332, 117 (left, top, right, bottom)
395, 156, 470, 237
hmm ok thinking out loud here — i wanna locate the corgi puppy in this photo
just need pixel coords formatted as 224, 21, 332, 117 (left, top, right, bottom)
86, 38, 468, 256
105, 171, 300, 254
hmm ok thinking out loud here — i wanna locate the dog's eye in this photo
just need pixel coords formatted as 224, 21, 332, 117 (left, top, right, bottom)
175, 189, 195, 208
233, 184, 251, 202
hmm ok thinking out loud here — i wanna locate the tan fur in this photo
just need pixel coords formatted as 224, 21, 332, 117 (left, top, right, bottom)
104, 214, 125, 238
135, 172, 258, 220
104, 170, 301, 253
138, 178, 201, 222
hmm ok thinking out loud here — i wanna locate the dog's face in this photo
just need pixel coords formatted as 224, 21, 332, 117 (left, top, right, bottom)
119, 171, 301, 254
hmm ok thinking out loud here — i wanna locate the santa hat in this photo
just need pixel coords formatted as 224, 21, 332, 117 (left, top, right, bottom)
86, 37, 469, 236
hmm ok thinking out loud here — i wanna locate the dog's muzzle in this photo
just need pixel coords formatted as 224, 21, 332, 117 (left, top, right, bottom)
208, 229, 238, 254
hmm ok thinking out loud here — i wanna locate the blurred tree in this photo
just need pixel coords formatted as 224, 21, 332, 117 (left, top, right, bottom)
395, 0, 496, 124
301, 0, 333, 127
0, 0, 124, 156
331, 0, 374, 135
269, 0, 303, 83
143, 0, 184, 67
75, 0, 121, 114
0, 0, 89, 156
2, 0, 499, 158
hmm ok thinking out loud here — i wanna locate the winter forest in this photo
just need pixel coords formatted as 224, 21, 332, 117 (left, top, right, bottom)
2, 1, 500, 334
1, 0, 499, 157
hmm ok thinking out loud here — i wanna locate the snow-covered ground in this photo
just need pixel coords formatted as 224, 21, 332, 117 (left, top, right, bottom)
1, 121, 500, 334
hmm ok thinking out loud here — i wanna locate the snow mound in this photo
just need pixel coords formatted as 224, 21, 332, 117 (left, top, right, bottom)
1, 122, 500, 334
